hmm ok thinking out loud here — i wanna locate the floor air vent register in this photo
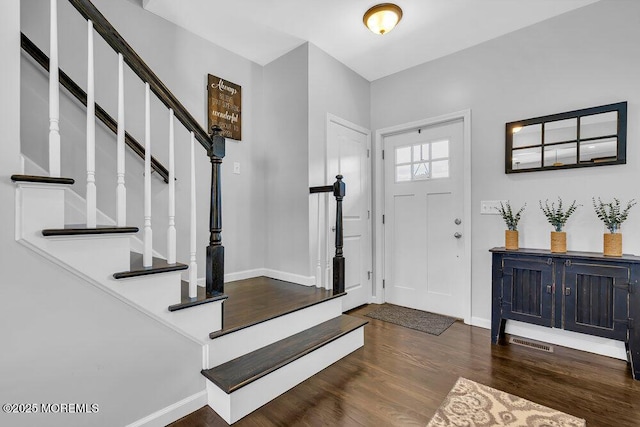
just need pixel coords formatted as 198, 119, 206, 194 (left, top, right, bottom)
508, 336, 554, 353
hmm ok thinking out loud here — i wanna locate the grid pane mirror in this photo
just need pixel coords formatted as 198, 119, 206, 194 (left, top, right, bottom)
505, 102, 627, 173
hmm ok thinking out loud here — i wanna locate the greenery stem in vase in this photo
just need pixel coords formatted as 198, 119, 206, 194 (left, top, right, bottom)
497, 201, 525, 250
539, 197, 579, 253
592, 197, 637, 233
497, 201, 525, 231
539, 197, 579, 232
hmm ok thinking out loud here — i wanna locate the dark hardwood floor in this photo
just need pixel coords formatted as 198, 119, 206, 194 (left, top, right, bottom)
171, 304, 640, 427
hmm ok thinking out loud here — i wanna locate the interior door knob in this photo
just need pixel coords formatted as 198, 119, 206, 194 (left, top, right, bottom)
454, 232, 462, 239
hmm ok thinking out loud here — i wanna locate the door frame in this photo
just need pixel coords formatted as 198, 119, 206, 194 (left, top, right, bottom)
373, 109, 472, 323
325, 113, 373, 301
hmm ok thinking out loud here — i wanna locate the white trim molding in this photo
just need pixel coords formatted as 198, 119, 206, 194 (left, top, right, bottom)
373, 109, 473, 324
125, 390, 207, 427
197, 269, 317, 287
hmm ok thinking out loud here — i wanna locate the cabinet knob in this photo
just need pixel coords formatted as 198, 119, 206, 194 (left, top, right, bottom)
565, 287, 572, 296
546, 285, 553, 294
546, 258, 553, 265
565, 260, 572, 267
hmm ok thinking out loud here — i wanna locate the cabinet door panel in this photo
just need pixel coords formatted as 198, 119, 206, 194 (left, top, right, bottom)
502, 258, 553, 327
563, 262, 628, 340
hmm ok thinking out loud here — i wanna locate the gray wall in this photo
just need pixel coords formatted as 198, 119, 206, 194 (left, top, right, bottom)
20, 0, 266, 278
308, 44, 371, 281
263, 44, 310, 276
371, 0, 640, 324
1, 2, 205, 426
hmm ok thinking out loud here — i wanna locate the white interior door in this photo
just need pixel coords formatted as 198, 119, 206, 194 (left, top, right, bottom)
327, 115, 372, 311
383, 119, 465, 318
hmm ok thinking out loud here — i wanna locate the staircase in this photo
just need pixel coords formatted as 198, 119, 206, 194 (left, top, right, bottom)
15, 0, 366, 425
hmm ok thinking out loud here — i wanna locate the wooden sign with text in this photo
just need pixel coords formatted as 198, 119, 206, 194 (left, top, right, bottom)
207, 74, 241, 140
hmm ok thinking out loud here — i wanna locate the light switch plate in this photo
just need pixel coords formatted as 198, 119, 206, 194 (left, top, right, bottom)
480, 200, 507, 215
233, 162, 240, 174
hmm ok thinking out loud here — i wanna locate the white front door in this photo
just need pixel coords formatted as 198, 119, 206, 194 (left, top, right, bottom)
327, 114, 372, 311
383, 118, 466, 318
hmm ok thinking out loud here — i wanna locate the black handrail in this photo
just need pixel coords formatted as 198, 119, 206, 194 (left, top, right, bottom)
21, 33, 170, 183
309, 175, 346, 294
67, 0, 213, 153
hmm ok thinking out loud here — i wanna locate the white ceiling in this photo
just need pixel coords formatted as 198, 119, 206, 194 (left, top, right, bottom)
142, 0, 599, 82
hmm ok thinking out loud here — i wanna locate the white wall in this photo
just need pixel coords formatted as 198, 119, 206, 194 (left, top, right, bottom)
262, 44, 311, 277
371, 0, 640, 342
20, 0, 266, 278
308, 44, 371, 283
1, 2, 206, 426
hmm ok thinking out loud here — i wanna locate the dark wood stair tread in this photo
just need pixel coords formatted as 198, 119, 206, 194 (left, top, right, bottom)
168, 281, 227, 312
42, 224, 139, 236
209, 289, 347, 339
11, 174, 75, 185
201, 314, 367, 394
113, 252, 188, 279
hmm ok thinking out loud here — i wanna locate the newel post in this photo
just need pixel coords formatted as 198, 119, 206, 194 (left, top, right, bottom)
207, 126, 225, 295
333, 175, 346, 294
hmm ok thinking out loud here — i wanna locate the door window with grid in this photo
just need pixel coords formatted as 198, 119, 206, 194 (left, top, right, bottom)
395, 139, 450, 182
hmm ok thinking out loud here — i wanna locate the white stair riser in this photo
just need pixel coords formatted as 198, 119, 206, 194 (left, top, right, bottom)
110, 272, 182, 312
40, 236, 131, 280
171, 301, 224, 343
15, 184, 66, 239
208, 297, 343, 368
206, 326, 364, 424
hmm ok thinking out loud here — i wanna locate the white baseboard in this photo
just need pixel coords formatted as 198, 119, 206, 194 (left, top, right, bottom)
224, 268, 265, 283
125, 390, 207, 427
262, 268, 316, 286
196, 268, 317, 287
471, 316, 491, 329
471, 316, 627, 360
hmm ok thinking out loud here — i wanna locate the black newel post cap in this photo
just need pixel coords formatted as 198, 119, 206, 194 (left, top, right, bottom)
333, 174, 345, 198
209, 125, 226, 159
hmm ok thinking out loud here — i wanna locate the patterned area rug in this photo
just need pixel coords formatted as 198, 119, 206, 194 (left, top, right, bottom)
427, 378, 586, 427
365, 304, 456, 336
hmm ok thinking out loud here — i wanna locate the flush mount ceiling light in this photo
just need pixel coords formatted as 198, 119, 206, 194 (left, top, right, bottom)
363, 3, 403, 35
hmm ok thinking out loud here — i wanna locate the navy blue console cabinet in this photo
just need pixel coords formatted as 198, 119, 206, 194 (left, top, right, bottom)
490, 247, 640, 380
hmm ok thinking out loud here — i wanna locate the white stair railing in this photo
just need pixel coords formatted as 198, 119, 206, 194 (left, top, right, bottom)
85, 20, 97, 228
48, 0, 61, 177
143, 83, 153, 267
189, 132, 198, 298
116, 53, 126, 227
167, 109, 176, 265
40, 0, 231, 296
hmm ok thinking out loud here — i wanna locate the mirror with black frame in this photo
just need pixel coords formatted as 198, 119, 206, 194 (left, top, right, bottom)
505, 102, 627, 173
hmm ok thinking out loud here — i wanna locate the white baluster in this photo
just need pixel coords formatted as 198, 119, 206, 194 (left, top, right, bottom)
189, 132, 197, 298
325, 193, 331, 290
86, 20, 96, 228
143, 83, 153, 267
167, 109, 176, 264
316, 193, 322, 288
116, 53, 126, 227
49, 0, 61, 177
